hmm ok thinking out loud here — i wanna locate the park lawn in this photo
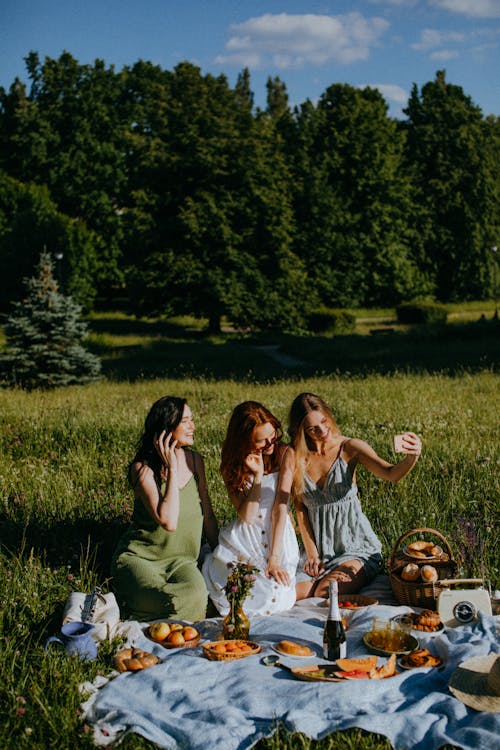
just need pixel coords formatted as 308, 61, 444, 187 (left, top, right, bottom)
0, 312, 498, 749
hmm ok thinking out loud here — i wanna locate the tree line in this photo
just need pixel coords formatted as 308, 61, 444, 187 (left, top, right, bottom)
0, 52, 498, 331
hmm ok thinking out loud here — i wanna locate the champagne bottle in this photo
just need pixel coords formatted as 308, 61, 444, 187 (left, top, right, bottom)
323, 580, 347, 661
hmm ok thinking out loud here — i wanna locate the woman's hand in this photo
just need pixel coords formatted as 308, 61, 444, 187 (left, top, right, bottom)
398, 432, 422, 456
304, 556, 325, 579
155, 430, 178, 472
244, 451, 264, 480
266, 557, 291, 586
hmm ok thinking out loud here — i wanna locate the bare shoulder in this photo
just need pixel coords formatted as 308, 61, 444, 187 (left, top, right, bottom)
130, 460, 154, 486
277, 443, 295, 468
342, 437, 375, 459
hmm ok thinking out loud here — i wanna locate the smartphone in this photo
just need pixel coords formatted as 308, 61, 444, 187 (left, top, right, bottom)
393, 434, 405, 453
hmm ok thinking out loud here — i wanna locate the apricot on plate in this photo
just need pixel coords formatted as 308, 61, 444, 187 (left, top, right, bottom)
212, 643, 226, 653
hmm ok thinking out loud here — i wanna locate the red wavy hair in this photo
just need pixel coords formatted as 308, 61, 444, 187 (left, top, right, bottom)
221, 401, 283, 494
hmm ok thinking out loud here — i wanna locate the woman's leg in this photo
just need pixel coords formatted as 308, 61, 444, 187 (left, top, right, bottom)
295, 580, 317, 600
311, 559, 370, 599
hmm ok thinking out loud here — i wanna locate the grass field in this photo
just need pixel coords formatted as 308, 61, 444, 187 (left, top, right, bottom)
0, 310, 499, 749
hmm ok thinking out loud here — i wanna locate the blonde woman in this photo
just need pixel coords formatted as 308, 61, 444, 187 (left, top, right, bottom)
288, 393, 421, 600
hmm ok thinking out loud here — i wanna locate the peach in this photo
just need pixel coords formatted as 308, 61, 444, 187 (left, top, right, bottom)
149, 621, 171, 642
167, 630, 185, 646
182, 626, 198, 641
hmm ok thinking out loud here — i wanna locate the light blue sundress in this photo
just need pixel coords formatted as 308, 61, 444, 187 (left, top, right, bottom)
296, 446, 382, 583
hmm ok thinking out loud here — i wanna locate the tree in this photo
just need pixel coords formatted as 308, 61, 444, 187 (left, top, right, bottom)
0, 252, 101, 389
402, 70, 497, 301
0, 171, 99, 311
288, 84, 430, 307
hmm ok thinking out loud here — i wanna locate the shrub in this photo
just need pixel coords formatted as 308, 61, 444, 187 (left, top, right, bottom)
396, 301, 448, 325
307, 308, 356, 335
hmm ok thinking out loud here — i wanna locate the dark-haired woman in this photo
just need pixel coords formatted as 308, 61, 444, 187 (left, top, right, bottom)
111, 396, 219, 621
202, 401, 299, 616
289, 392, 421, 600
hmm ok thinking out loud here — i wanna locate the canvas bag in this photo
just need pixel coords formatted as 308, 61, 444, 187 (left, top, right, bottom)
62, 586, 121, 641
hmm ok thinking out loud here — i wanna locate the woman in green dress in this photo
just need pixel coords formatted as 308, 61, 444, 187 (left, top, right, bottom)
111, 396, 219, 621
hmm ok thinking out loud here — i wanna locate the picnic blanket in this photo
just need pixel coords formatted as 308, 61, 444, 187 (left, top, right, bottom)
81, 579, 500, 750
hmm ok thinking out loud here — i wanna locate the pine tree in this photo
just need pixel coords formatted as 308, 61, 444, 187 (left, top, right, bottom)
0, 251, 101, 389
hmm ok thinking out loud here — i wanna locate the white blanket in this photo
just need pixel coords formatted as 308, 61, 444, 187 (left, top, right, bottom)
81, 578, 500, 750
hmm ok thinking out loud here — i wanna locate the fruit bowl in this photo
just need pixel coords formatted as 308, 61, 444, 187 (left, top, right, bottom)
145, 622, 201, 649
339, 595, 379, 609
202, 639, 261, 661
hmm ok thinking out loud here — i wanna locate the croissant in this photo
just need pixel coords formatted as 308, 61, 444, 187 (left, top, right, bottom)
114, 647, 160, 672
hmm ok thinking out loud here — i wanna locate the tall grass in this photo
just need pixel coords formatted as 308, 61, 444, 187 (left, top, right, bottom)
0, 371, 498, 749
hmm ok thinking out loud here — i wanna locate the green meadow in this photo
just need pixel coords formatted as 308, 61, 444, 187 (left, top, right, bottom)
0, 309, 498, 749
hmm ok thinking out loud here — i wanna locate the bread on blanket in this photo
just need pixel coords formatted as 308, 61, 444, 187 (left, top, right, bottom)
114, 647, 159, 672
276, 640, 313, 656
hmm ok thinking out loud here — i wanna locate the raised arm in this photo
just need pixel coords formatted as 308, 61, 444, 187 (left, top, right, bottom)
345, 432, 422, 483
228, 451, 264, 524
131, 431, 181, 531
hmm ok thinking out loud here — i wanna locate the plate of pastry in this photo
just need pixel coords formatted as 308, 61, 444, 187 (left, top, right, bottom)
394, 611, 445, 636
403, 541, 444, 560
399, 648, 443, 669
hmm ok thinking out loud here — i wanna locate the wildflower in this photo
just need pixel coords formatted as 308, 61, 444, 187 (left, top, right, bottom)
16, 707, 26, 717
16, 696, 26, 704
224, 560, 259, 609
25, 728, 33, 736
67, 573, 74, 581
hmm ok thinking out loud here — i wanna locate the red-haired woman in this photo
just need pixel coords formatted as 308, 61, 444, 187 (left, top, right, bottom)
203, 401, 299, 616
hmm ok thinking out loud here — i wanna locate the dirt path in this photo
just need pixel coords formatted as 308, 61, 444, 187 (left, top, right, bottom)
252, 344, 306, 368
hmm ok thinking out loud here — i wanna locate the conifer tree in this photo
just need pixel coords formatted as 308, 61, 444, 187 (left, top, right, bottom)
0, 251, 101, 389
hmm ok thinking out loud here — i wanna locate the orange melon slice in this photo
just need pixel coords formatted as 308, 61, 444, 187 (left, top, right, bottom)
336, 656, 377, 673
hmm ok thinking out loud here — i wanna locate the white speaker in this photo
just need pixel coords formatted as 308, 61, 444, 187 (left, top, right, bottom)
437, 579, 492, 628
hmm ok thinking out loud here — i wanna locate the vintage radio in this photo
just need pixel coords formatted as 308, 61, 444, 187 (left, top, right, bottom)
437, 579, 492, 628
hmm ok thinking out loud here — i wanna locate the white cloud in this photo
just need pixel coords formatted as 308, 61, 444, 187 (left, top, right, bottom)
360, 83, 409, 104
215, 12, 390, 69
429, 0, 500, 18
430, 48, 459, 59
412, 28, 465, 50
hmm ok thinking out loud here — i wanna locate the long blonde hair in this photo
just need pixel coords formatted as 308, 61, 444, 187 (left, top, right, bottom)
288, 393, 340, 497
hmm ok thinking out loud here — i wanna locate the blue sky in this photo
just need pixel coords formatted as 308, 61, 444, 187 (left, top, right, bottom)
1, 0, 499, 118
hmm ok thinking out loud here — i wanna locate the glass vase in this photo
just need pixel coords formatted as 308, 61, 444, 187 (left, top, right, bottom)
222, 601, 250, 640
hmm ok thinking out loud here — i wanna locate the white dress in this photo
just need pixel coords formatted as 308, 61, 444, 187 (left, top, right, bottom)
202, 472, 299, 616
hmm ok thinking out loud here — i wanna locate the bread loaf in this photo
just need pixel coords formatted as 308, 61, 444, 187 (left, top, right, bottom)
401, 563, 420, 582
114, 647, 160, 672
277, 640, 313, 656
420, 564, 438, 582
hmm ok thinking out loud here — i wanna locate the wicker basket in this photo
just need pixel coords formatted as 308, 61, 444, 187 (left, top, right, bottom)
388, 527, 458, 610
202, 639, 261, 661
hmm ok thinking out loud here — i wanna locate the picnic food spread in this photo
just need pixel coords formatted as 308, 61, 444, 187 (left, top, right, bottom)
114, 647, 160, 672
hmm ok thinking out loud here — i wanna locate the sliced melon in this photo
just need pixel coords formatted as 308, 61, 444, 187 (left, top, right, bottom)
336, 656, 377, 673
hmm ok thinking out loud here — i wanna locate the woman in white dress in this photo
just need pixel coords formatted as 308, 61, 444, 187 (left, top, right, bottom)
203, 401, 299, 616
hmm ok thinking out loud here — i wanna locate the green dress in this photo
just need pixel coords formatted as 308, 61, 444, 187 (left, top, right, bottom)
111, 472, 208, 621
